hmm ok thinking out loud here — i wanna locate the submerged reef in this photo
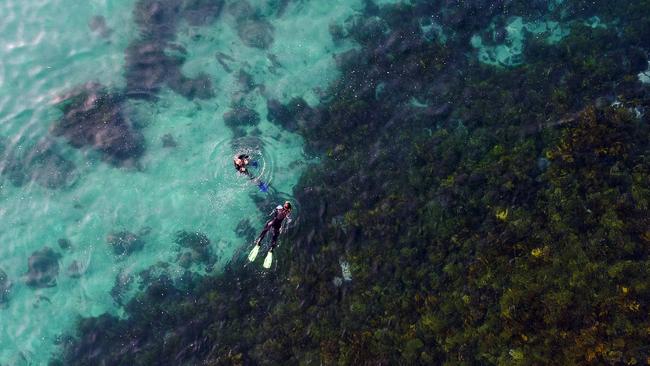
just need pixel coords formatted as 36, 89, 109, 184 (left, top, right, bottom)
0, 137, 76, 189
237, 19, 274, 49
52, 82, 145, 164
124, 40, 215, 101
223, 106, 260, 137
183, 0, 225, 26
23, 140, 76, 189
174, 230, 215, 268
24, 247, 61, 288
56, 0, 650, 365
228, 0, 275, 49
125, 0, 218, 101
52, 0, 222, 170
106, 231, 145, 257
266, 97, 319, 133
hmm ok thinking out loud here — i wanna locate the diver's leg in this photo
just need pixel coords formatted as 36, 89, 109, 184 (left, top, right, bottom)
256, 221, 272, 244
263, 227, 279, 269
269, 227, 280, 251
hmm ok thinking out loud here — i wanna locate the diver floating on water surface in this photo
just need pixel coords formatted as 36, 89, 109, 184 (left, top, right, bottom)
233, 153, 269, 192
233, 153, 252, 177
248, 201, 292, 268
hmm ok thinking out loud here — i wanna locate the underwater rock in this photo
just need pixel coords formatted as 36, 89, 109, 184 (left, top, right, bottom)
223, 106, 260, 136
175, 230, 210, 251
125, 40, 214, 100
128, 0, 218, 99
226, 0, 255, 21
236, 70, 256, 93
237, 19, 274, 49
24, 140, 76, 189
174, 230, 213, 266
67, 261, 85, 278
275, 0, 292, 17
166, 72, 215, 100
266, 99, 292, 126
329, 23, 347, 43
133, 0, 181, 41
178, 252, 193, 268
88, 15, 113, 38
0, 268, 11, 304
266, 97, 319, 132
137, 261, 172, 289
106, 231, 145, 256
110, 270, 133, 306
58, 238, 72, 250
52, 82, 145, 163
182, 0, 224, 26
24, 247, 61, 288
161, 133, 177, 148
124, 40, 183, 97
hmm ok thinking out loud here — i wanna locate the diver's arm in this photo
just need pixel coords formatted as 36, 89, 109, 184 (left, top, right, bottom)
280, 213, 292, 234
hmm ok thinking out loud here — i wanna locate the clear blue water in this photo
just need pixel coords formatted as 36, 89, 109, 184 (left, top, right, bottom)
0, 0, 376, 363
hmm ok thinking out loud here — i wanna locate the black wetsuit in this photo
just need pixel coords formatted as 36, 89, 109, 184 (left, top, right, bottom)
256, 206, 291, 250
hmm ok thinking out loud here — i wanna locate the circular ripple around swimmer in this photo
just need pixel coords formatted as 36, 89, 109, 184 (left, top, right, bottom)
208, 135, 302, 227
231, 136, 274, 184
209, 135, 278, 188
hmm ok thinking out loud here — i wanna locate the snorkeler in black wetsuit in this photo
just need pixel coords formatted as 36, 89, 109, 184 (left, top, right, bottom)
255, 201, 292, 251
233, 154, 251, 177
248, 201, 292, 267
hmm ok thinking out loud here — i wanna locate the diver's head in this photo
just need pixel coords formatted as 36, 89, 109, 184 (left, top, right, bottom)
284, 201, 292, 210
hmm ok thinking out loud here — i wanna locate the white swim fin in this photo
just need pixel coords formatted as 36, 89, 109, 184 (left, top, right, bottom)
263, 251, 273, 269
248, 245, 260, 262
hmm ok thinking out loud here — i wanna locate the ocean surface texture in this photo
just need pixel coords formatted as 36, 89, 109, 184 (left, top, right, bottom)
1, 0, 650, 365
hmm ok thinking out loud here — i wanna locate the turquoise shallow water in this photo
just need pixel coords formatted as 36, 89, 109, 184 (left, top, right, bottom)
0, 0, 383, 363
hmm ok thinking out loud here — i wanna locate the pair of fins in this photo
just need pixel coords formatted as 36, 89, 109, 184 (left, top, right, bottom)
247, 244, 273, 268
